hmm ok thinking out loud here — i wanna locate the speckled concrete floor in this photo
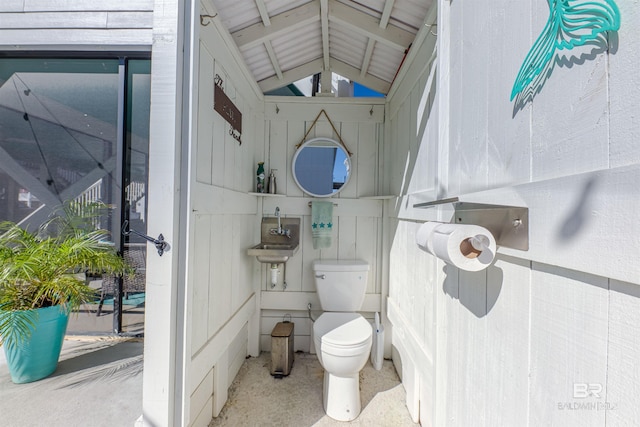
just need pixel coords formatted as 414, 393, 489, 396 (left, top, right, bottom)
210, 352, 419, 427
0, 336, 143, 427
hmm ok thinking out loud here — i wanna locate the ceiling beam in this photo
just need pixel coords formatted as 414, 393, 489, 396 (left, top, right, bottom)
258, 58, 324, 93
386, 1, 437, 100
379, 0, 395, 28
328, 0, 413, 51
254, 0, 271, 26
360, 39, 375, 78
264, 41, 283, 80
320, 0, 330, 70
233, 1, 320, 50
357, 0, 394, 79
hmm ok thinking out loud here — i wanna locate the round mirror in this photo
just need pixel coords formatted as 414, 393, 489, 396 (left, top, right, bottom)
291, 137, 351, 197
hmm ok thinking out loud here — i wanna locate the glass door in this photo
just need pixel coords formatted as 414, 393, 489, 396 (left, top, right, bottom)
0, 57, 150, 335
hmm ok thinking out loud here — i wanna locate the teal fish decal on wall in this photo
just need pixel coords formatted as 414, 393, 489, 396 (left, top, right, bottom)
511, 0, 620, 102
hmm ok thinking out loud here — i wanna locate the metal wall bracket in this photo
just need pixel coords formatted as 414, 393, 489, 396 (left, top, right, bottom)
453, 202, 529, 251
121, 220, 169, 256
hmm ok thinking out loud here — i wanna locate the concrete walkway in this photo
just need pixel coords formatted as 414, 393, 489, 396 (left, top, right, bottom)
0, 336, 143, 427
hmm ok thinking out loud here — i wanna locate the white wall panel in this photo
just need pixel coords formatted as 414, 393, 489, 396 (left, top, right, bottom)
0, 1, 24, 12
197, 43, 215, 185
530, 2, 609, 181
22, 0, 153, 11
0, 29, 153, 47
191, 215, 212, 354
0, 3, 153, 48
482, 255, 531, 426
529, 264, 608, 426
356, 122, 379, 196
486, 1, 532, 188
606, 279, 640, 425
256, 101, 385, 352
609, 1, 640, 168
186, 4, 264, 422
385, 1, 639, 426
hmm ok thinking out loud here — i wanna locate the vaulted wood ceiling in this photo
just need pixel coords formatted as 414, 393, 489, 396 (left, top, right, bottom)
208, 0, 436, 95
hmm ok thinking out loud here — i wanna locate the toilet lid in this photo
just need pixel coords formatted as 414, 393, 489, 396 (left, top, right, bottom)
314, 313, 372, 347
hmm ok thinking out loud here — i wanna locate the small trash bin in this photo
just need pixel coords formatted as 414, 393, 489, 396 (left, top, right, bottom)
271, 321, 294, 378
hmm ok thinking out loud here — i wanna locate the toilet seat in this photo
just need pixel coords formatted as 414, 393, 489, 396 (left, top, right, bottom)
314, 313, 372, 355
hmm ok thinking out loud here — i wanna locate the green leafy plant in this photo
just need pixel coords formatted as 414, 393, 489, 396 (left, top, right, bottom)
0, 202, 130, 348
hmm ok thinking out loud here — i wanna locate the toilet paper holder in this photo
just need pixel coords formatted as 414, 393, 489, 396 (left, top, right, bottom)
414, 201, 529, 251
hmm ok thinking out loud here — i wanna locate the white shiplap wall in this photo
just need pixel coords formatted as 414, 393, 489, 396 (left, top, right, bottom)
258, 98, 386, 353
0, 1, 153, 49
186, 6, 264, 426
386, 0, 640, 426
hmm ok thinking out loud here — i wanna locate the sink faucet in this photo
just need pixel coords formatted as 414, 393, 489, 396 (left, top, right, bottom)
270, 207, 291, 238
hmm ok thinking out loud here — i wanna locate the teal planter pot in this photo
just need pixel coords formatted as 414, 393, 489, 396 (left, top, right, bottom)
3, 305, 70, 384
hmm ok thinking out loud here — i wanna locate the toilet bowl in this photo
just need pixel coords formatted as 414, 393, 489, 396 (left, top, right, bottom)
312, 259, 372, 421
313, 312, 372, 421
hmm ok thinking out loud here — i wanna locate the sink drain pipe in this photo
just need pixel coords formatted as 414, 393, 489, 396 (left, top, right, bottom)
282, 262, 287, 290
270, 263, 279, 288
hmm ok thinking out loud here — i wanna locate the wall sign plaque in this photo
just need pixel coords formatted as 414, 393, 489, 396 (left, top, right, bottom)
214, 74, 242, 144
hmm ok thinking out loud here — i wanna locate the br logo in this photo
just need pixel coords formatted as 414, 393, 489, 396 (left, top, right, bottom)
573, 383, 603, 399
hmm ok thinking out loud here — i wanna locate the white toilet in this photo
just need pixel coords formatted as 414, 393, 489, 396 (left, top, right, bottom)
312, 259, 372, 421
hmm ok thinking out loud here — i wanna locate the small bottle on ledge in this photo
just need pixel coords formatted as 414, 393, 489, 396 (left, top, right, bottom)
256, 162, 265, 193
268, 169, 277, 194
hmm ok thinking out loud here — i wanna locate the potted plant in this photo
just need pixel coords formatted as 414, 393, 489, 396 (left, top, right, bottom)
0, 202, 129, 383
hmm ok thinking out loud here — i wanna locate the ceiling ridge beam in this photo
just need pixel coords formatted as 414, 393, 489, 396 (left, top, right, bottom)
233, 1, 320, 50
320, 0, 330, 70
328, 0, 413, 51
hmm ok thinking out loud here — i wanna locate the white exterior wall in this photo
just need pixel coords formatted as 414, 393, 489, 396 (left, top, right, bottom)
185, 2, 265, 426
386, 1, 640, 426
0, 1, 262, 425
257, 99, 386, 354
0, 1, 153, 49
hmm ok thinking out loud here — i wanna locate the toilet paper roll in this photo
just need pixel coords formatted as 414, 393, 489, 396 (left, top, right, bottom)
415, 221, 440, 253
415, 222, 496, 271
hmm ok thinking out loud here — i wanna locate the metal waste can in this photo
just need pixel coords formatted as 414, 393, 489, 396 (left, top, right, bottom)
270, 321, 294, 378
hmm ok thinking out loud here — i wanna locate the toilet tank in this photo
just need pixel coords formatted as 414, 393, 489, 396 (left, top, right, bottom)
312, 260, 369, 311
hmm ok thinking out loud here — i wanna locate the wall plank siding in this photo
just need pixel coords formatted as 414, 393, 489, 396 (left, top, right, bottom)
21, 0, 153, 11
0, 12, 153, 28
183, 6, 264, 424
0, 29, 153, 47
257, 100, 386, 352
0, 3, 153, 48
386, 0, 640, 426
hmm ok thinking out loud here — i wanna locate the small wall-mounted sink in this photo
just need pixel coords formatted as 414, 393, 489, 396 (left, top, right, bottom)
248, 216, 300, 264
247, 243, 299, 263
